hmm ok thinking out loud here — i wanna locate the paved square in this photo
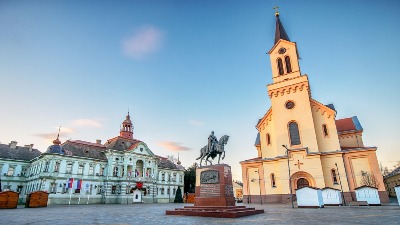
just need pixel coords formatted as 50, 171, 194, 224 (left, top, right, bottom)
1, 203, 399, 225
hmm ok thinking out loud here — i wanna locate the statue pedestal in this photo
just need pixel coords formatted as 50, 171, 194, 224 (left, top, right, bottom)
194, 164, 235, 206
166, 164, 264, 218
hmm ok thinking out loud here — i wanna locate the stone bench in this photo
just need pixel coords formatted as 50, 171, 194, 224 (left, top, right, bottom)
348, 201, 368, 206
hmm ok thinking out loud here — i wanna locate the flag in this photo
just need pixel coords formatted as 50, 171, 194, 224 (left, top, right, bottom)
84, 182, 90, 191
67, 178, 74, 188
75, 180, 83, 189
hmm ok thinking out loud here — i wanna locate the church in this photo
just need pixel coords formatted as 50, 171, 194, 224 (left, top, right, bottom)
240, 12, 388, 204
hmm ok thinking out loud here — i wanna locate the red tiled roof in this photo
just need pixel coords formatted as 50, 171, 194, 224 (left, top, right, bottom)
335, 117, 356, 132
67, 140, 106, 148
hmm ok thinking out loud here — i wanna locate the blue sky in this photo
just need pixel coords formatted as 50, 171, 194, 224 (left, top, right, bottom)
1, 0, 399, 181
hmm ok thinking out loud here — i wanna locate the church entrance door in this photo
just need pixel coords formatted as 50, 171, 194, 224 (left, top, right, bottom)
296, 178, 309, 189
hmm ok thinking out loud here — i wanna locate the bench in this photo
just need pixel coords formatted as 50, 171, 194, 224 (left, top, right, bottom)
348, 201, 368, 206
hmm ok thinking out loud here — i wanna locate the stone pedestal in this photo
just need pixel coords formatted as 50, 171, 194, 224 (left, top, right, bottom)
166, 164, 264, 218
194, 164, 235, 207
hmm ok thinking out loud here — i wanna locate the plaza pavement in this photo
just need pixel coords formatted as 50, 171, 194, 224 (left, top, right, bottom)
1, 202, 399, 225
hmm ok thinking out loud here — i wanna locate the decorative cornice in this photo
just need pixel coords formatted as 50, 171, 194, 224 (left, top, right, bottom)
268, 82, 309, 99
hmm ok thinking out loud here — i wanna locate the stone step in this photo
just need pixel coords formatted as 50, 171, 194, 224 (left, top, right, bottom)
166, 208, 264, 218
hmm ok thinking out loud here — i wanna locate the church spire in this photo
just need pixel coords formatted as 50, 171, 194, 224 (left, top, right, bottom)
53, 126, 61, 145
274, 8, 290, 44
120, 111, 134, 139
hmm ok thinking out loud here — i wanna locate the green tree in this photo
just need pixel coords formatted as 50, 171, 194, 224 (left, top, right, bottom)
184, 162, 197, 193
174, 186, 183, 203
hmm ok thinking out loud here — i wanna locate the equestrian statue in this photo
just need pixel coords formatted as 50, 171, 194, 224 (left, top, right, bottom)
196, 131, 229, 167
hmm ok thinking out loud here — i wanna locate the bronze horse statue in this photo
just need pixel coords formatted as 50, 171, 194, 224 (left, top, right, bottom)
196, 135, 229, 167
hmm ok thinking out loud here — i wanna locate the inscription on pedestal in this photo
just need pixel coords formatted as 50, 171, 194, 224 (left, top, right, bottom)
200, 170, 219, 184
200, 184, 220, 197
225, 185, 234, 196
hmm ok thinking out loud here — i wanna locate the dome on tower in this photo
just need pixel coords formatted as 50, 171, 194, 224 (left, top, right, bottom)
46, 130, 65, 154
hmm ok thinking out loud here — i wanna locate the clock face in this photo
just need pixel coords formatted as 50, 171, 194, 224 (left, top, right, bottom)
278, 47, 286, 54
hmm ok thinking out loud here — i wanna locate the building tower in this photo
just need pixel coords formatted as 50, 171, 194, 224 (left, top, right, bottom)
120, 111, 134, 139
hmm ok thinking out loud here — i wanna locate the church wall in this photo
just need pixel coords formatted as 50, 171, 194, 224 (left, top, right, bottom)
269, 80, 319, 155
338, 132, 364, 148
288, 152, 325, 190
262, 161, 283, 195
310, 103, 341, 152
320, 154, 350, 192
259, 113, 277, 158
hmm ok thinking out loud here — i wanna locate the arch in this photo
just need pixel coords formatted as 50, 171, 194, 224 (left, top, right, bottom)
285, 56, 292, 73
297, 178, 309, 189
288, 121, 301, 146
135, 160, 143, 177
290, 171, 316, 193
277, 58, 284, 75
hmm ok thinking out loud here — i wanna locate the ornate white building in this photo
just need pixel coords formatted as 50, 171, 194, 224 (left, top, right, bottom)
0, 113, 184, 204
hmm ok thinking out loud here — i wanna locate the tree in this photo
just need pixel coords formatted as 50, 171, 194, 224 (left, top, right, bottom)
174, 186, 183, 203
184, 162, 197, 193
380, 162, 390, 176
360, 171, 380, 188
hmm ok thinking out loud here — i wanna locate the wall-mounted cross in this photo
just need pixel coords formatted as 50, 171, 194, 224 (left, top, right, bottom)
294, 160, 304, 169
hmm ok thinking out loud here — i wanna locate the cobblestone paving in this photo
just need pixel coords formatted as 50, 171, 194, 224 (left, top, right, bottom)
1, 203, 399, 225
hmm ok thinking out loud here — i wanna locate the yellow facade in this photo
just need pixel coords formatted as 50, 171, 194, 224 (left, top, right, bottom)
240, 14, 388, 204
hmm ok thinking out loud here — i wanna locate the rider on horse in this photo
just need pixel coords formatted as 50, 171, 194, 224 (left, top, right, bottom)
207, 131, 218, 154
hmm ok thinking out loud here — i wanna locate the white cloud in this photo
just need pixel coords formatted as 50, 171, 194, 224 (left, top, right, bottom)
71, 119, 102, 128
189, 119, 204, 126
122, 25, 164, 59
157, 141, 191, 152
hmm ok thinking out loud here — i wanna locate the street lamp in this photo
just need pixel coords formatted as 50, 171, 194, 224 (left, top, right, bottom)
335, 163, 346, 206
282, 145, 294, 209
255, 169, 262, 205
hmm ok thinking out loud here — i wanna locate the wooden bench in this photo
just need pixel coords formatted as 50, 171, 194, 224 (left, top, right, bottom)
348, 201, 368, 206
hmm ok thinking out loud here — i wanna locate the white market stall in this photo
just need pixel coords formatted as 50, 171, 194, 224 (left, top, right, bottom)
355, 185, 381, 206
296, 187, 324, 208
322, 187, 342, 206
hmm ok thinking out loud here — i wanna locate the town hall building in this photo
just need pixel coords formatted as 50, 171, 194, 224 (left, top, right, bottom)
0, 112, 184, 205
240, 12, 388, 204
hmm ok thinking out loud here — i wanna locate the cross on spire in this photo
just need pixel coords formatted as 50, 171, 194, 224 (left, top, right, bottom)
273, 6, 279, 16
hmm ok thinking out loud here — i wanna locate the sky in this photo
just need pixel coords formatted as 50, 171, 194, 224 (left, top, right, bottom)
1, 0, 400, 181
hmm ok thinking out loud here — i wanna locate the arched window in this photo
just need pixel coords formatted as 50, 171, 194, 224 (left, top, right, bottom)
285, 56, 292, 73
322, 124, 329, 137
289, 122, 301, 145
271, 173, 276, 187
331, 169, 338, 184
266, 133, 271, 145
277, 58, 284, 75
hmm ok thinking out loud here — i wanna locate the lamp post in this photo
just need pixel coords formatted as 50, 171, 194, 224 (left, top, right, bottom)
335, 163, 346, 206
282, 145, 294, 208
255, 169, 262, 205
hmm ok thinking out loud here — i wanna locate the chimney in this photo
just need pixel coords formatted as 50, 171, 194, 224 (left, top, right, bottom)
24, 144, 34, 151
9, 141, 18, 149
96, 139, 102, 144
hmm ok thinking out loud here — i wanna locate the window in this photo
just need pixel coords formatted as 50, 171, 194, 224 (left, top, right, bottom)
331, 169, 338, 184
89, 166, 94, 175
167, 188, 170, 195
289, 122, 301, 145
66, 163, 72, 174
99, 166, 104, 176
297, 178, 309, 189
271, 173, 276, 187
277, 58, 284, 75
50, 183, 57, 193
78, 165, 84, 175
285, 56, 292, 73
173, 188, 176, 195
44, 161, 50, 172
17, 185, 23, 193
7, 167, 14, 176
54, 162, 60, 172
322, 124, 329, 137
162, 173, 165, 181
266, 133, 271, 145
161, 188, 165, 195
113, 167, 119, 177
97, 185, 103, 194
111, 185, 116, 194
62, 183, 67, 194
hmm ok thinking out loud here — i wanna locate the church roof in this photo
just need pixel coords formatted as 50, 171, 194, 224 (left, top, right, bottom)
254, 133, 260, 146
274, 14, 290, 44
60, 140, 107, 160
105, 136, 142, 151
335, 116, 363, 133
0, 143, 41, 161
384, 166, 400, 179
